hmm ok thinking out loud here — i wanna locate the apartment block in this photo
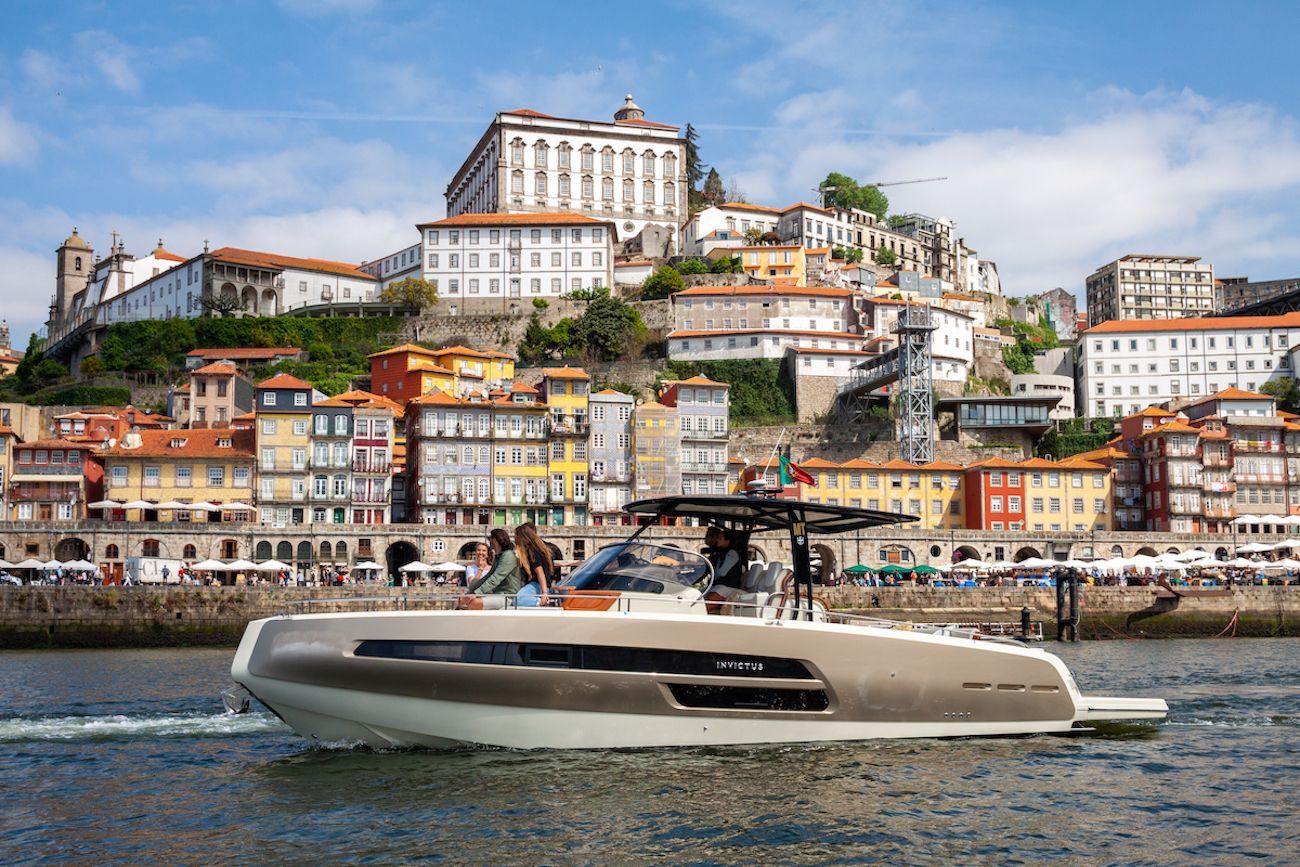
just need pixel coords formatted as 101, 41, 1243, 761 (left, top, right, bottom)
1085, 254, 1215, 326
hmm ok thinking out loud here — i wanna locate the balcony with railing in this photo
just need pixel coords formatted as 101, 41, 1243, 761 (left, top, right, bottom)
1202, 478, 1236, 493
352, 490, 389, 504
1202, 452, 1233, 468
1168, 500, 1203, 516
1204, 505, 1236, 519
1233, 440, 1281, 454
352, 459, 391, 474
681, 461, 728, 473
682, 427, 729, 441
1235, 471, 1287, 484
550, 418, 590, 436
590, 472, 631, 484
1166, 474, 1202, 488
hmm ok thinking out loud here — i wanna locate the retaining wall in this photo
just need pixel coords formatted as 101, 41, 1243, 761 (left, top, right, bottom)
1, 585, 1293, 648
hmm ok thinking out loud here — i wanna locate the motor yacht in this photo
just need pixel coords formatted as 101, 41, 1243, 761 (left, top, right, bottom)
229, 494, 1167, 749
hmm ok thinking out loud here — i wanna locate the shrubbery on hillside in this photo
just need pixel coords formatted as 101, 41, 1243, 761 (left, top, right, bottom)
658, 359, 796, 424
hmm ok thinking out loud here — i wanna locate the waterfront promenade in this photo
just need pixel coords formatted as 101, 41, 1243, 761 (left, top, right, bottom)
1, 584, 1294, 647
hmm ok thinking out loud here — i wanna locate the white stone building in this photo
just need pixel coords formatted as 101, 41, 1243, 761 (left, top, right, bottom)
667, 285, 863, 362
445, 97, 686, 254
862, 298, 974, 387
1085, 254, 1215, 326
408, 213, 615, 311
680, 203, 784, 256
1078, 313, 1300, 418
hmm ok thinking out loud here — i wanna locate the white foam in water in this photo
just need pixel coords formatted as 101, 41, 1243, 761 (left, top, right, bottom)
0, 711, 288, 742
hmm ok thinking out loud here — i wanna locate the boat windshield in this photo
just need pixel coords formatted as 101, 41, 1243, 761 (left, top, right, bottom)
558, 542, 713, 595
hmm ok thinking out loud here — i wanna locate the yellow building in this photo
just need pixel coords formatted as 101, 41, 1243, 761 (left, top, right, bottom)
490, 383, 552, 526
431, 346, 516, 392
254, 373, 316, 525
1022, 457, 1114, 532
100, 429, 256, 523
540, 367, 591, 525
738, 244, 807, 285
801, 458, 965, 530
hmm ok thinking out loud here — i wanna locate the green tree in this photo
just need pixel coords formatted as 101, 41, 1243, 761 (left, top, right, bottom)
874, 247, 898, 266
570, 295, 647, 360
659, 359, 795, 423
676, 258, 708, 275
79, 355, 106, 377
743, 226, 763, 245
379, 276, 439, 309
1262, 379, 1300, 414
702, 168, 725, 206
532, 297, 550, 309
833, 246, 863, 263
709, 255, 741, 274
685, 122, 706, 213
818, 171, 890, 219
641, 265, 686, 300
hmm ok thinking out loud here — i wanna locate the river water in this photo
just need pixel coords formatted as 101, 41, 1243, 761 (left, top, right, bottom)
1, 640, 1296, 864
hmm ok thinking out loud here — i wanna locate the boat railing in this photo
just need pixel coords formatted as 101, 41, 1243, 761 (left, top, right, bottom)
277, 590, 1034, 643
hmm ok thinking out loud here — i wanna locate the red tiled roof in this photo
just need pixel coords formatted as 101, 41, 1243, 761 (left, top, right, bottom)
542, 366, 590, 380
101, 429, 254, 459
673, 285, 853, 299
209, 247, 376, 281
668, 328, 863, 341
663, 375, 727, 387
187, 347, 301, 360
256, 373, 313, 390
615, 117, 679, 130
367, 342, 437, 359
1084, 312, 1300, 333
191, 362, 239, 376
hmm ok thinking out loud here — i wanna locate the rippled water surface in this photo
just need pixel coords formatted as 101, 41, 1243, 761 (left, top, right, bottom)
1, 640, 1297, 864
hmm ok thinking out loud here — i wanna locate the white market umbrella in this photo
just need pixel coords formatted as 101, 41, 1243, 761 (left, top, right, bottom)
1233, 515, 1261, 525
1273, 539, 1300, 550
155, 500, 192, 510
14, 558, 45, 569
1274, 558, 1300, 570
1016, 557, 1058, 569
227, 559, 258, 571
951, 559, 985, 570
432, 561, 466, 573
192, 559, 227, 571
1256, 515, 1285, 526
1237, 542, 1274, 554
64, 559, 97, 571
0, 559, 12, 569
1175, 548, 1212, 560
988, 560, 1018, 570
255, 560, 292, 572
41, 560, 64, 570
1226, 557, 1258, 568
88, 500, 123, 510
185, 502, 220, 512
398, 561, 434, 573
219, 502, 253, 511
353, 561, 384, 571
122, 500, 155, 510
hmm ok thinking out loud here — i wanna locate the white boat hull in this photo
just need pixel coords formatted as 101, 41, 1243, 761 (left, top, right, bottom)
231, 610, 1167, 750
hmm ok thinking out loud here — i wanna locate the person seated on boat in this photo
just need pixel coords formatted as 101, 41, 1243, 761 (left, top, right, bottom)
457, 529, 522, 609
703, 526, 745, 614
514, 523, 556, 608
464, 542, 491, 588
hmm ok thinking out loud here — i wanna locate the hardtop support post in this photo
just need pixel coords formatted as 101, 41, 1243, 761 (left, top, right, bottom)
789, 517, 813, 621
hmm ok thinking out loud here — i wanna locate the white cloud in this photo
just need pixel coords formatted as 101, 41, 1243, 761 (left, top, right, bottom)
0, 246, 55, 346
0, 107, 39, 165
74, 31, 140, 93
18, 49, 72, 91
727, 88, 1300, 296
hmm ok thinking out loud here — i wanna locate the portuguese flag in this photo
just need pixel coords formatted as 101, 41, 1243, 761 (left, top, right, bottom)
779, 454, 815, 486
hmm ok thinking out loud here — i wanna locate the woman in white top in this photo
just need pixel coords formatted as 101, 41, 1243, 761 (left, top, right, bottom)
463, 542, 491, 588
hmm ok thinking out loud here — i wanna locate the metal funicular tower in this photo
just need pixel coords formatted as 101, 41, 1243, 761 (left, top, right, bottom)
895, 304, 936, 463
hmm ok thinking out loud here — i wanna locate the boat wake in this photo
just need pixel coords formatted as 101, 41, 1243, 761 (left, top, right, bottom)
0, 711, 288, 743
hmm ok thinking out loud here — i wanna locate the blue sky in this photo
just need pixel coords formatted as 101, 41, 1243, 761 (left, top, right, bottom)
3, 0, 1300, 346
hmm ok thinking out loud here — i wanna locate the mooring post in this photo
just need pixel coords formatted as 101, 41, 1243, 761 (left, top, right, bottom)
1068, 570, 1081, 642
1055, 571, 1067, 641
1020, 605, 1032, 641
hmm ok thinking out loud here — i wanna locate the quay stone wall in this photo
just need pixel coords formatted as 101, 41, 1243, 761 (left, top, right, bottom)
1, 585, 1294, 648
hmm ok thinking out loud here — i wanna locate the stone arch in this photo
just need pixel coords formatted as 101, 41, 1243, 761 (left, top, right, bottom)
182, 544, 198, 560
221, 539, 239, 559
104, 544, 120, 560
260, 288, 277, 316
1215, 546, 1229, 559
219, 282, 238, 304
275, 540, 292, 561
255, 541, 272, 560
1135, 546, 1158, 557
953, 544, 981, 563
319, 540, 333, 562
386, 541, 419, 579
295, 541, 313, 567
457, 541, 479, 559
240, 286, 256, 312
141, 539, 161, 558
0, 542, 6, 560
747, 543, 767, 563
54, 537, 90, 562
811, 542, 837, 584
1111, 544, 1124, 557
1165, 547, 1180, 555
1013, 546, 1042, 563
335, 541, 347, 564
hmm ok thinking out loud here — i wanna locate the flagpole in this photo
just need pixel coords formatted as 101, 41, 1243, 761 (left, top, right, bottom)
762, 427, 786, 487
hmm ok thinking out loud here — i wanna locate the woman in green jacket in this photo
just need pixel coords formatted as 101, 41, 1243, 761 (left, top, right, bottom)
458, 529, 522, 609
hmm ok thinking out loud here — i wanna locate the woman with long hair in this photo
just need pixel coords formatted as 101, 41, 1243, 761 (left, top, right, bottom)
514, 522, 556, 607
458, 528, 521, 609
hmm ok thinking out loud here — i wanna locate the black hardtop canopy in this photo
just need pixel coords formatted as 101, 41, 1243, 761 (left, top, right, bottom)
625, 495, 916, 535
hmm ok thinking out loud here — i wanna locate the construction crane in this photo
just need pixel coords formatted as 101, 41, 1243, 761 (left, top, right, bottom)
814, 176, 947, 209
